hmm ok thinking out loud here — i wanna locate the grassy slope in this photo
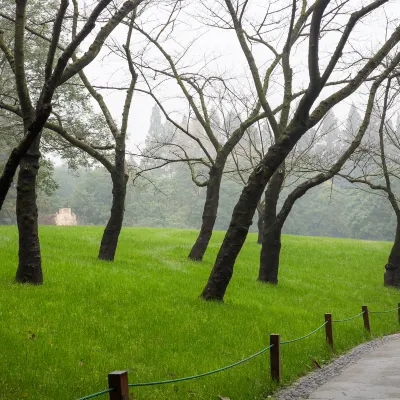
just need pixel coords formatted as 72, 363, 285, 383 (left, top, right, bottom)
0, 226, 399, 400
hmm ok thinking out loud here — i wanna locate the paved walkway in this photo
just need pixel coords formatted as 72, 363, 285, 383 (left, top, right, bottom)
308, 337, 400, 399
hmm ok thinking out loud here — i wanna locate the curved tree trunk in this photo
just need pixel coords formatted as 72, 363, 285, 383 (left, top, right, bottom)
98, 169, 128, 261
200, 93, 377, 299
15, 136, 42, 284
188, 163, 224, 261
200, 122, 311, 300
258, 166, 285, 283
200, 165, 271, 300
199, 27, 398, 300
0, 106, 52, 210
255, 75, 382, 285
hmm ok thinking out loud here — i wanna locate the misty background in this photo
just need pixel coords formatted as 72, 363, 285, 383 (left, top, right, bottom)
1, 103, 397, 242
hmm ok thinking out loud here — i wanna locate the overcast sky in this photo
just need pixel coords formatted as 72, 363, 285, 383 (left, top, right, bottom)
77, 0, 400, 153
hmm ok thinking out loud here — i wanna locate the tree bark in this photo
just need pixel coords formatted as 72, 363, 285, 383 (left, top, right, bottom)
259, 222, 282, 283
188, 163, 223, 261
258, 166, 285, 283
0, 1, 145, 210
98, 134, 128, 261
257, 204, 264, 244
98, 168, 128, 261
255, 71, 390, 285
15, 136, 42, 284
384, 220, 400, 287
199, 15, 400, 301
199, 78, 383, 299
200, 125, 308, 301
0, 102, 53, 211
200, 167, 271, 300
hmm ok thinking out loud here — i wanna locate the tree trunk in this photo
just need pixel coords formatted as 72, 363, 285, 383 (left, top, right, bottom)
198, 24, 399, 300
258, 166, 285, 283
257, 204, 264, 244
98, 170, 128, 261
15, 136, 43, 284
258, 223, 282, 283
384, 220, 400, 287
200, 167, 271, 300
200, 128, 306, 301
188, 163, 223, 261
0, 105, 52, 210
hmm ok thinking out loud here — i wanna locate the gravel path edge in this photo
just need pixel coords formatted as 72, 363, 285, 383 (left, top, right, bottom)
274, 333, 400, 400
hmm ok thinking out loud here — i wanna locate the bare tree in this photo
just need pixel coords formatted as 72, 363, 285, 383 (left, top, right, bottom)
228, 109, 329, 244
133, 33, 268, 260
341, 76, 400, 287
0, 0, 144, 282
258, 63, 399, 284
0, 0, 145, 209
201, 0, 400, 300
67, 6, 139, 261
1, 3, 154, 261
131, 0, 350, 261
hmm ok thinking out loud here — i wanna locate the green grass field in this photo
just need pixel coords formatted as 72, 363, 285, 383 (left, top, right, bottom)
0, 226, 399, 400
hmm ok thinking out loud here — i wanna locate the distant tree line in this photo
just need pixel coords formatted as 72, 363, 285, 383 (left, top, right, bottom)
2, 161, 391, 242
3, 102, 396, 242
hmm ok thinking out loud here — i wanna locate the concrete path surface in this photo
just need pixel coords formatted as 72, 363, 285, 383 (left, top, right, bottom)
308, 337, 400, 399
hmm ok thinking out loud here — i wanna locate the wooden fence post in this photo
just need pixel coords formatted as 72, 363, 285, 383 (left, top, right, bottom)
362, 305, 370, 333
108, 370, 129, 400
270, 334, 281, 383
398, 303, 400, 324
325, 313, 334, 351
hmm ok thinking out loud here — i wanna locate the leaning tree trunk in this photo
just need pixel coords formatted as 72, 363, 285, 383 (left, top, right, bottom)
258, 166, 285, 283
200, 166, 270, 300
199, 21, 399, 300
188, 163, 224, 261
200, 127, 306, 300
98, 169, 128, 261
384, 219, 400, 287
15, 136, 43, 284
0, 106, 52, 210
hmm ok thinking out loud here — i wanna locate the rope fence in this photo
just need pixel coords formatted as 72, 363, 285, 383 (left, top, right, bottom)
128, 343, 274, 387
280, 321, 328, 344
78, 302, 400, 400
370, 306, 400, 314
333, 310, 365, 323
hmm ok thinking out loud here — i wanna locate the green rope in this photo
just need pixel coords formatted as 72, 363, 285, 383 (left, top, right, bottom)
370, 306, 400, 314
333, 310, 365, 323
128, 344, 274, 387
280, 321, 328, 344
78, 388, 114, 399
79, 304, 399, 396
